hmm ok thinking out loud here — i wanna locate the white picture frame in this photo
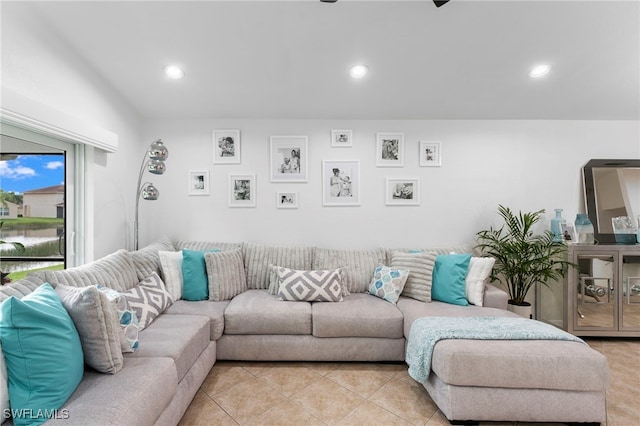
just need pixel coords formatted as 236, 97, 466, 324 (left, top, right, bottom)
270, 135, 308, 182
276, 191, 298, 209
376, 132, 404, 167
385, 177, 420, 206
213, 129, 241, 164
187, 170, 210, 196
229, 173, 256, 207
331, 129, 353, 148
419, 141, 442, 167
322, 160, 360, 206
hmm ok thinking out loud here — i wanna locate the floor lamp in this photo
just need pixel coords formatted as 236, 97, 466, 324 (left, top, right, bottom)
134, 139, 169, 250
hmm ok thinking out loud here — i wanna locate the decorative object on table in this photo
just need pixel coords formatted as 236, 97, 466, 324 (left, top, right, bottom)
276, 191, 298, 209
561, 222, 576, 243
611, 216, 637, 244
385, 177, 420, 206
375, 132, 404, 167
419, 141, 442, 167
187, 170, 210, 196
331, 130, 353, 148
550, 208, 566, 243
322, 160, 360, 206
135, 139, 168, 250
228, 173, 256, 208
475, 205, 574, 318
574, 213, 595, 244
269, 135, 308, 182
212, 129, 240, 164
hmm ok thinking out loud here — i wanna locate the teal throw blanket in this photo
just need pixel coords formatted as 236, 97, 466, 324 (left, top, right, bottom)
406, 316, 585, 383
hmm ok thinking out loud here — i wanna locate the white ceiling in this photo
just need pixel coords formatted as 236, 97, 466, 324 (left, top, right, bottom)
25, 0, 640, 120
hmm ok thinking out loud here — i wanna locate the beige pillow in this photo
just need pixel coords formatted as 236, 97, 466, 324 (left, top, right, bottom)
391, 251, 436, 302
55, 284, 124, 374
205, 249, 247, 301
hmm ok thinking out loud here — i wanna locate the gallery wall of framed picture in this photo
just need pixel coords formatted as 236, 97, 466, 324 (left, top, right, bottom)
207, 128, 443, 210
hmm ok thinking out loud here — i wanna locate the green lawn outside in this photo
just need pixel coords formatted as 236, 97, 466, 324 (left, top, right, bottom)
1, 217, 64, 226
6, 264, 64, 282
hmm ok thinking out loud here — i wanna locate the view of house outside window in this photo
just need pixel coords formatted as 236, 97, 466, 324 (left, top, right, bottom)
0, 153, 66, 283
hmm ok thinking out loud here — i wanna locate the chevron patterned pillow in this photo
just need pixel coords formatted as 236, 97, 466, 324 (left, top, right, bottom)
277, 267, 343, 302
122, 272, 173, 331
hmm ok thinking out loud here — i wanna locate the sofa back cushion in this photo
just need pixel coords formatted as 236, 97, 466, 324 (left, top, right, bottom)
313, 248, 387, 293
43, 249, 138, 292
173, 240, 242, 252
0, 272, 47, 304
243, 243, 313, 289
129, 236, 175, 281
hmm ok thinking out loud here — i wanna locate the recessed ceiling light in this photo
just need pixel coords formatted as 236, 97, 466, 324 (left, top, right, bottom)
349, 65, 368, 79
164, 65, 184, 79
529, 64, 550, 79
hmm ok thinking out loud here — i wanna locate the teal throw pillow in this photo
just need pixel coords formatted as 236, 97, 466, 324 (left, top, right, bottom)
0, 283, 84, 426
182, 249, 219, 301
431, 253, 472, 306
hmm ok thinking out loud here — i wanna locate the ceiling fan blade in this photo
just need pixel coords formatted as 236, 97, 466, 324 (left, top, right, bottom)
433, 0, 450, 7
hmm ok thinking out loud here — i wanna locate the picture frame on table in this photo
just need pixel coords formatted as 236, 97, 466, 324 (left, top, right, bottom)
187, 170, 210, 196
322, 160, 360, 206
213, 129, 241, 164
276, 191, 298, 209
419, 141, 442, 167
331, 130, 353, 148
385, 177, 420, 206
561, 223, 576, 243
270, 135, 308, 182
376, 132, 404, 167
229, 173, 256, 207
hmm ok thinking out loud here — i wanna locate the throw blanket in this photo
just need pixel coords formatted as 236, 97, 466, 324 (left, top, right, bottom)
406, 316, 585, 383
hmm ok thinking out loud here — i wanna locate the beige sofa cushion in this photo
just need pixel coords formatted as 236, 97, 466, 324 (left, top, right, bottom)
313, 248, 387, 293
312, 293, 404, 338
164, 300, 229, 340
224, 290, 312, 335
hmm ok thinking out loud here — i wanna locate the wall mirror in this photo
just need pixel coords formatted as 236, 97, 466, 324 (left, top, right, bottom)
582, 159, 640, 244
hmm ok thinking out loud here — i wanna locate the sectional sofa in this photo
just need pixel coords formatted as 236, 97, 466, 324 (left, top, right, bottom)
0, 238, 609, 425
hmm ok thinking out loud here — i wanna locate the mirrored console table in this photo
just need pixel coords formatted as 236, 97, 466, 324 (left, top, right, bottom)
564, 244, 640, 337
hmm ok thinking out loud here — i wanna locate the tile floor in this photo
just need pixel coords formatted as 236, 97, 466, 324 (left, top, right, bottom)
179, 338, 639, 426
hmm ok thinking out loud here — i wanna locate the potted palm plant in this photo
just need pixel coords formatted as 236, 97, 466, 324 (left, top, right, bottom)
475, 205, 573, 318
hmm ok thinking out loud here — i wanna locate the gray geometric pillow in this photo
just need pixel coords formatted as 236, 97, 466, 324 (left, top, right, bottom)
122, 272, 173, 331
276, 267, 343, 302
55, 284, 124, 374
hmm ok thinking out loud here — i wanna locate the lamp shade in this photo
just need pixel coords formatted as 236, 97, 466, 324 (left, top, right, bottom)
141, 183, 159, 200
148, 139, 169, 161
147, 159, 166, 175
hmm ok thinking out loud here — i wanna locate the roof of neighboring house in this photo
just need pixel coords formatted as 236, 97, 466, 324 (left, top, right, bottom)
23, 185, 64, 194
0, 200, 20, 207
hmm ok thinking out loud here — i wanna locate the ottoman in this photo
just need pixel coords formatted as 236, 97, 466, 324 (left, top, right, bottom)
423, 338, 609, 424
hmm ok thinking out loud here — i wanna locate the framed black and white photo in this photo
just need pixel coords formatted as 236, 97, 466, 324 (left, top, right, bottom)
331, 129, 353, 148
270, 135, 308, 182
229, 173, 256, 207
385, 177, 420, 206
376, 132, 404, 167
322, 160, 360, 206
276, 191, 298, 209
561, 223, 576, 242
419, 141, 442, 167
188, 170, 210, 196
213, 129, 241, 164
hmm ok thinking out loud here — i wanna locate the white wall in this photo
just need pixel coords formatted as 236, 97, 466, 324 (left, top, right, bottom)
140, 119, 639, 249
1, 3, 143, 258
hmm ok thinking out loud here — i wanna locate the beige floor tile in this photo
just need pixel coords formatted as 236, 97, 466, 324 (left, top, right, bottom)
424, 410, 450, 426
213, 378, 286, 424
248, 399, 325, 426
201, 364, 255, 397
301, 361, 342, 376
326, 366, 393, 398
239, 361, 287, 377
257, 364, 321, 397
335, 400, 413, 426
369, 377, 438, 425
291, 377, 364, 425
178, 389, 237, 426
